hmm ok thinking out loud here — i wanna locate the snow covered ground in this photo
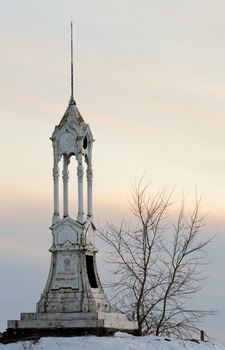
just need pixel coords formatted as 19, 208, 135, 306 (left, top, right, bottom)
0, 332, 225, 350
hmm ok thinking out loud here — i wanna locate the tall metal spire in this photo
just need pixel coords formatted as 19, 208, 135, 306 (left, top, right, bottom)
69, 21, 75, 105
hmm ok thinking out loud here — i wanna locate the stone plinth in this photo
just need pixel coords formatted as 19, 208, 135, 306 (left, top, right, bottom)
7, 217, 137, 336
8, 312, 136, 332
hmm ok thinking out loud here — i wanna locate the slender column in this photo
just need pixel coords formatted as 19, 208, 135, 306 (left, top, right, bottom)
77, 150, 84, 223
86, 145, 93, 217
52, 140, 60, 224
62, 155, 69, 217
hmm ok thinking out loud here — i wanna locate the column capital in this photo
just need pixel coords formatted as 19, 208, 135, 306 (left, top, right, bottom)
53, 168, 59, 178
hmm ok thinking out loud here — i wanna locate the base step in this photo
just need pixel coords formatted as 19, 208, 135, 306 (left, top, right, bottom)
8, 312, 137, 331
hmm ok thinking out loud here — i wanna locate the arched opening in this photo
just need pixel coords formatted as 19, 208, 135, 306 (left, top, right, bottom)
83, 135, 88, 150
86, 255, 98, 288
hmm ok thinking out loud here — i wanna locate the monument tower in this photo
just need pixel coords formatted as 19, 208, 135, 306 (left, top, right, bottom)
7, 24, 137, 337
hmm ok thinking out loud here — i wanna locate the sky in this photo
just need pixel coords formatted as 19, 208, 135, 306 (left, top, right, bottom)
0, 0, 225, 344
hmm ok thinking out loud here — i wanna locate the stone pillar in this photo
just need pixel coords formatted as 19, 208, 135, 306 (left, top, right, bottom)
77, 149, 84, 223
52, 140, 60, 224
87, 145, 93, 217
62, 155, 69, 217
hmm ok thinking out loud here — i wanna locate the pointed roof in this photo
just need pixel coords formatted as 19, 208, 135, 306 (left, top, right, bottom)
52, 100, 87, 139
58, 101, 85, 129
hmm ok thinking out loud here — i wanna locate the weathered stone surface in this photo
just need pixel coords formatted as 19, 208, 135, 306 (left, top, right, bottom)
35, 218, 111, 315
8, 312, 136, 331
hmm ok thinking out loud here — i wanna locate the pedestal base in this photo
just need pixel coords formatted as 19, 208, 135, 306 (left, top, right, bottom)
8, 311, 137, 330
3, 312, 137, 343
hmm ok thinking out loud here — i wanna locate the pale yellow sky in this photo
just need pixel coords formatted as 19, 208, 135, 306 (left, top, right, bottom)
0, 0, 225, 344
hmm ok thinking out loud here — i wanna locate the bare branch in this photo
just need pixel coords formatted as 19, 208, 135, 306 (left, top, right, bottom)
98, 180, 216, 337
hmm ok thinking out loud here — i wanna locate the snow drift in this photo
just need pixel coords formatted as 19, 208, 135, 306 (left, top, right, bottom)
0, 332, 224, 350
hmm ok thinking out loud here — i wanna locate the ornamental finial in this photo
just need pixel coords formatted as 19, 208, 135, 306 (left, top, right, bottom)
69, 22, 75, 105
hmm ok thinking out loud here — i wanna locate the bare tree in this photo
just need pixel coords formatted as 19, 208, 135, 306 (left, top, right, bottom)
99, 180, 216, 337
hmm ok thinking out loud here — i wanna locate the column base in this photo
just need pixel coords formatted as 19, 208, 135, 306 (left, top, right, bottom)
3, 312, 138, 343
52, 214, 60, 225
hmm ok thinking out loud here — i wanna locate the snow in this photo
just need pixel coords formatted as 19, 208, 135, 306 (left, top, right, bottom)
0, 333, 225, 350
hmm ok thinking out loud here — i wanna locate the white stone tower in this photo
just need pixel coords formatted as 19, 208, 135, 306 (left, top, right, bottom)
7, 24, 137, 338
